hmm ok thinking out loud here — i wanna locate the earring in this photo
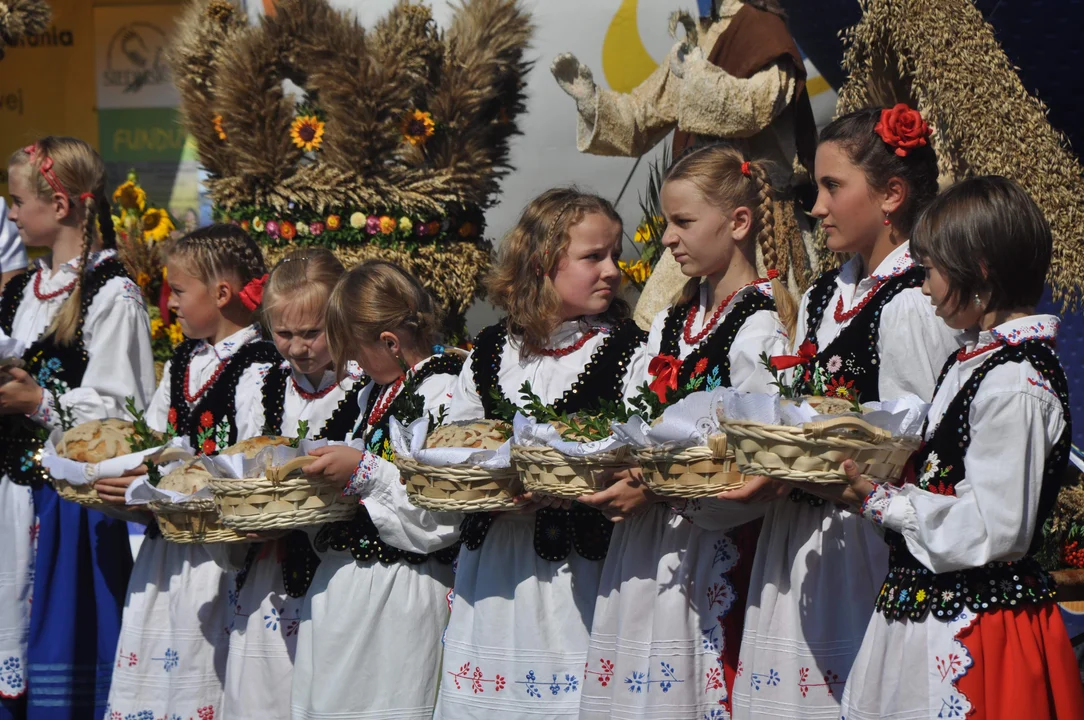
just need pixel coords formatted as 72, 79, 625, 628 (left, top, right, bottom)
973, 293, 983, 307
882, 211, 891, 226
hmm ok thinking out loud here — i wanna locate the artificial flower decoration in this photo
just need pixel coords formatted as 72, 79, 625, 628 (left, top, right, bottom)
252, 216, 265, 232
142, 208, 175, 242
113, 180, 147, 213
348, 212, 365, 229
874, 103, 931, 157
280, 220, 297, 240
290, 114, 325, 152
458, 222, 476, 238
326, 214, 341, 231
401, 109, 436, 146
213, 113, 227, 141
378, 216, 396, 234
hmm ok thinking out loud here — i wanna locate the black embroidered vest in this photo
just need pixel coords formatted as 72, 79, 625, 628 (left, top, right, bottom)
312, 354, 463, 575
0, 259, 131, 486
659, 288, 775, 389
260, 363, 366, 598
166, 337, 280, 454
461, 319, 647, 562
877, 341, 1071, 621
790, 266, 924, 506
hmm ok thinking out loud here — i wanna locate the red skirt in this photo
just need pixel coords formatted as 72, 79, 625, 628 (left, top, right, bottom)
957, 603, 1084, 719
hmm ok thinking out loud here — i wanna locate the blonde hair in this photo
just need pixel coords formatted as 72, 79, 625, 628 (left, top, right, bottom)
262, 248, 344, 326
162, 223, 267, 289
9, 137, 116, 346
326, 260, 443, 380
485, 187, 627, 354
663, 144, 797, 337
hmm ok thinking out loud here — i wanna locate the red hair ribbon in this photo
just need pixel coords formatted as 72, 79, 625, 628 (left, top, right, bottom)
23, 144, 70, 201
768, 340, 817, 371
238, 273, 269, 311
647, 354, 683, 404
766, 269, 779, 280
79, 192, 94, 203
740, 161, 751, 177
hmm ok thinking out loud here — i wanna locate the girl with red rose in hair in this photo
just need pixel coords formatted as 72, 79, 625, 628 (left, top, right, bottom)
839, 178, 1084, 718
579, 144, 791, 719
729, 106, 961, 719
97, 224, 279, 720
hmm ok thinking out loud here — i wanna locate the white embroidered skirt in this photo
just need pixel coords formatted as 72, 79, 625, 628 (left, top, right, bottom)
291, 548, 454, 720
222, 548, 301, 720
731, 499, 887, 720
0, 478, 34, 701
434, 512, 604, 720
579, 506, 739, 719
105, 537, 232, 720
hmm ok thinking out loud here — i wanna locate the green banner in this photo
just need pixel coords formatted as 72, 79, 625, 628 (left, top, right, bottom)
98, 107, 188, 163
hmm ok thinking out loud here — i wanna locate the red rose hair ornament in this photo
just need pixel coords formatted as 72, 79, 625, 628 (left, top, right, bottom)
874, 103, 931, 157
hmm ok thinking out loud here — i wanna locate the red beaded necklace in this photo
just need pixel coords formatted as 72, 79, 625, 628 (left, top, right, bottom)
183, 359, 227, 403
683, 278, 767, 346
537, 327, 602, 358
33, 268, 76, 301
957, 340, 1002, 362
367, 377, 404, 428
291, 374, 337, 400
833, 278, 888, 323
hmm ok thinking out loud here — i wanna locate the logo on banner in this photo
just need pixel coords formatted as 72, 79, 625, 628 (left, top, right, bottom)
102, 22, 170, 94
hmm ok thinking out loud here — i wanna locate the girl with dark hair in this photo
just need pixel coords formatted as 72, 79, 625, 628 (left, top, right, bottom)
840, 176, 1084, 719
730, 105, 961, 719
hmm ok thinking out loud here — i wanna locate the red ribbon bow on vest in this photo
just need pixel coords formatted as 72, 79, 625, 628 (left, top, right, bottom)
239, 274, 269, 311
768, 340, 817, 371
648, 354, 683, 404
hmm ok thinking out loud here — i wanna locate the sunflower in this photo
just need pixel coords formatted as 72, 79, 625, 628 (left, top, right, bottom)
142, 208, 175, 242
290, 115, 325, 152
401, 109, 436, 146
135, 272, 151, 289
213, 113, 227, 141
150, 317, 164, 339
113, 181, 146, 213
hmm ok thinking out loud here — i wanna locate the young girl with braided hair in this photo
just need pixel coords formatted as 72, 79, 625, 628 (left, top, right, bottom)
100, 223, 280, 720
578, 145, 792, 719
0, 137, 155, 720
731, 105, 962, 720
291, 259, 463, 719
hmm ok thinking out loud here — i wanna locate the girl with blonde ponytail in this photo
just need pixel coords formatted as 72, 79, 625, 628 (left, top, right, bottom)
578, 144, 793, 719
0, 136, 155, 720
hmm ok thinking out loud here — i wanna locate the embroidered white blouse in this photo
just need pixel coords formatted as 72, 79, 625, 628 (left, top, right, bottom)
866, 315, 1066, 573
447, 318, 649, 421
794, 242, 962, 402
345, 354, 460, 556
146, 324, 272, 436
643, 280, 789, 530
238, 361, 366, 441
10, 249, 156, 427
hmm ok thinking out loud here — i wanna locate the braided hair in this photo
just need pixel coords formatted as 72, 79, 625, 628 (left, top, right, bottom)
8, 137, 115, 346
162, 222, 267, 291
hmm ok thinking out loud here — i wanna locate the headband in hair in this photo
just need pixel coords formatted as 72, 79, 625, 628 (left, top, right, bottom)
239, 274, 269, 311
874, 103, 931, 158
22, 144, 71, 201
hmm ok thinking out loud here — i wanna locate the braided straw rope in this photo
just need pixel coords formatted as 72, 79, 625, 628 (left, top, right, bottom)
719, 416, 919, 484
636, 434, 745, 499
512, 445, 632, 499
148, 498, 248, 544
206, 456, 356, 532
397, 456, 523, 512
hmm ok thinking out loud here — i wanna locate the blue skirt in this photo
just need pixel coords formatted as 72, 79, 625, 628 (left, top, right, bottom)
25, 484, 132, 720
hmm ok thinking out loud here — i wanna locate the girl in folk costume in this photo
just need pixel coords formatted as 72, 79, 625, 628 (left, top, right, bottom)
0, 137, 155, 720
100, 224, 280, 720
730, 106, 961, 720
839, 177, 1084, 719
291, 260, 461, 720
222, 249, 364, 720
434, 188, 648, 720
579, 146, 793, 720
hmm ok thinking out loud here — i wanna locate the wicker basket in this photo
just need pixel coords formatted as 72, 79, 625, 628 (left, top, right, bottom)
398, 456, 522, 512
719, 416, 919, 484
149, 498, 248, 544
207, 456, 356, 532
512, 445, 632, 499
636, 434, 745, 498
52, 478, 108, 508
